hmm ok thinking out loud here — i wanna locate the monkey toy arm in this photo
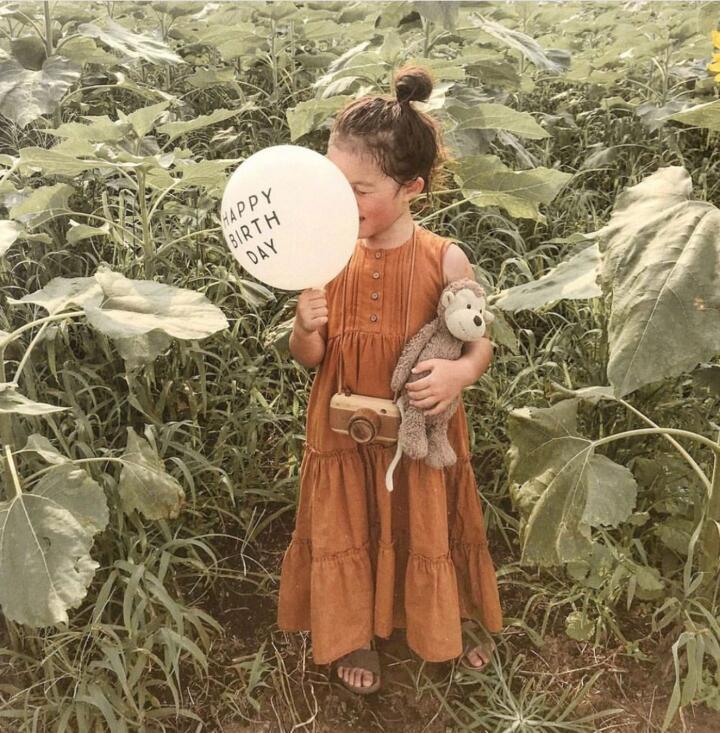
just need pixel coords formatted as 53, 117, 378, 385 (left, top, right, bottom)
390, 319, 439, 394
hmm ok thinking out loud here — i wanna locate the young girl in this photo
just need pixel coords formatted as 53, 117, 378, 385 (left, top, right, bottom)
277, 65, 502, 694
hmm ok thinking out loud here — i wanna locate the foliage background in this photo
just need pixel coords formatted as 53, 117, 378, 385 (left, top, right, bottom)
1, 1, 720, 732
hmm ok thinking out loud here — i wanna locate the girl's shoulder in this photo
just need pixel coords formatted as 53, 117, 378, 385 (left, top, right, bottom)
417, 224, 459, 258
416, 225, 468, 286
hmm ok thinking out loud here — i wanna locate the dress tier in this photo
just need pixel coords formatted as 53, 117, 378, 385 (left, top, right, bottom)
277, 224, 502, 665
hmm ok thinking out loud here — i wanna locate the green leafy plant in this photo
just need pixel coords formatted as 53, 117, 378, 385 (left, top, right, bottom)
500, 164, 720, 728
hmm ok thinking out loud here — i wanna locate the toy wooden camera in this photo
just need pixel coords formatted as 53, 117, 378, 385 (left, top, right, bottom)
329, 391, 400, 445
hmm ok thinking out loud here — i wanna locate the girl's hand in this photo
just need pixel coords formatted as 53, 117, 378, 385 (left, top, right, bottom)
405, 359, 468, 416
295, 288, 328, 334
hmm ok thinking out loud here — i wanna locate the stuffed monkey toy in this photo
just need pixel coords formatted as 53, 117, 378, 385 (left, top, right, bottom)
385, 278, 494, 490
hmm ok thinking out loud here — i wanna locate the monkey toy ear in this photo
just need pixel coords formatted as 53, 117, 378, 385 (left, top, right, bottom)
441, 290, 454, 308
483, 306, 495, 325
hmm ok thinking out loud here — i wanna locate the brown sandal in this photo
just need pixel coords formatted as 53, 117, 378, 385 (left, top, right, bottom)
334, 647, 382, 694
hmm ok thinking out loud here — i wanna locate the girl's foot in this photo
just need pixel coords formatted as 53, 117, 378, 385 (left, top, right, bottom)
462, 639, 495, 671
336, 642, 377, 689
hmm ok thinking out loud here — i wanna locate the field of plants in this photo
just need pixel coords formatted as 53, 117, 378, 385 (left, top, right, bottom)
1, 1, 720, 731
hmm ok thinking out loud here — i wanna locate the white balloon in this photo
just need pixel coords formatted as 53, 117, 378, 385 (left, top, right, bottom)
220, 145, 359, 291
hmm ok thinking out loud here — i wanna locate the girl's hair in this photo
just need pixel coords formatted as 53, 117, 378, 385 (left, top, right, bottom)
328, 65, 451, 209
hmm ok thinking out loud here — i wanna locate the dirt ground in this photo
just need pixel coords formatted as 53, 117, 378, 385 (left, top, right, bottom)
2, 517, 719, 733
205, 518, 720, 733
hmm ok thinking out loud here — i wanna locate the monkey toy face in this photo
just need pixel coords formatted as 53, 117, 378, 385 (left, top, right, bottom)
440, 283, 494, 341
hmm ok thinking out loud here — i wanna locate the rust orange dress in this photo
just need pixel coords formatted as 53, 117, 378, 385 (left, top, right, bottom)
277, 223, 503, 665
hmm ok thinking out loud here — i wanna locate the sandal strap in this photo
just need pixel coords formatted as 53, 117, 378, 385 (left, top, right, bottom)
335, 648, 380, 675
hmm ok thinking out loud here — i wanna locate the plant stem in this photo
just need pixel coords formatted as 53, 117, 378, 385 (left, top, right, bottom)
3, 445, 22, 498
700, 428, 720, 579
137, 172, 155, 278
549, 381, 712, 495
0, 349, 16, 497
23, 456, 126, 484
270, 18, 278, 107
12, 319, 52, 386
0, 311, 86, 354
593, 426, 720, 458
418, 196, 471, 224
43, 0, 61, 129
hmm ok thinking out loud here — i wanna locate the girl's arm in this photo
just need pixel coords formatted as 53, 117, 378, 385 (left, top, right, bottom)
457, 337, 493, 386
289, 287, 329, 369
407, 243, 494, 415
443, 243, 493, 385
289, 319, 327, 369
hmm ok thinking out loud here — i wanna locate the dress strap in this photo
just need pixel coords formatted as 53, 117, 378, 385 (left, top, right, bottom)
336, 223, 418, 402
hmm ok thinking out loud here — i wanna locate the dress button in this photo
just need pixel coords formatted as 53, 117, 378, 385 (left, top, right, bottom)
371, 292, 379, 300
372, 271, 380, 279
370, 314, 378, 322
375, 251, 382, 259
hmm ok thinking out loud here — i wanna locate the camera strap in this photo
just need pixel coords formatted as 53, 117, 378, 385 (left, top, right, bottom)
336, 223, 418, 402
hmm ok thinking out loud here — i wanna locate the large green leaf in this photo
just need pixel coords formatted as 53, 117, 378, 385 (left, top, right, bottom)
122, 101, 171, 139
286, 95, 348, 141
67, 220, 111, 245
194, 23, 265, 60
215, 29, 268, 61
0, 464, 108, 627
413, 1, 460, 30
666, 99, 720, 133
452, 154, 570, 223
83, 267, 229, 340
77, 19, 184, 64
18, 147, 107, 177
0, 220, 20, 256
7, 270, 228, 359
507, 398, 637, 566
9, 183, 75, 227
462, 48, 521, 90
254, 1, 298, 21
296, 20, 348, 43
593, 165, 720, 398
7, 275, 102, 314
118, 427, 185, 520
157, 106, 253, 142
470, 14, 568, 73
0, 55, 80, 128
53, 36, 119, 67
485, 307, 518, 355
311, 40, 372, 91
11, 34, 46, 70
0, 384, 69, 415
23, 434, 70, 465
150, 1, 197, 19
185, 67, 236, 89
114, 331, 173, 372
448, 103, 550, 139
493, 239, 601, 311
172, 158, 237, 194
39, 115, 128, 143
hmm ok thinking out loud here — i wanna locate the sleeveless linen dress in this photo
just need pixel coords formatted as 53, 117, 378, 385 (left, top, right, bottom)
277, 224, 503, 665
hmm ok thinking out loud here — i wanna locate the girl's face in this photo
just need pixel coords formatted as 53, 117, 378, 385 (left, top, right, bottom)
326, 139, 423, 239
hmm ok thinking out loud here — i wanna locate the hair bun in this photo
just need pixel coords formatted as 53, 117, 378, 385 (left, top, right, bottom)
393, 65, 433, 105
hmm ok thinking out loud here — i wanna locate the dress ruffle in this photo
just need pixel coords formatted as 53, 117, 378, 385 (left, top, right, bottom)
277, 445, 502, 665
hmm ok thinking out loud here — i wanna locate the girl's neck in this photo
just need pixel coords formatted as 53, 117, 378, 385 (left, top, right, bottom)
361, 213, 416, 251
